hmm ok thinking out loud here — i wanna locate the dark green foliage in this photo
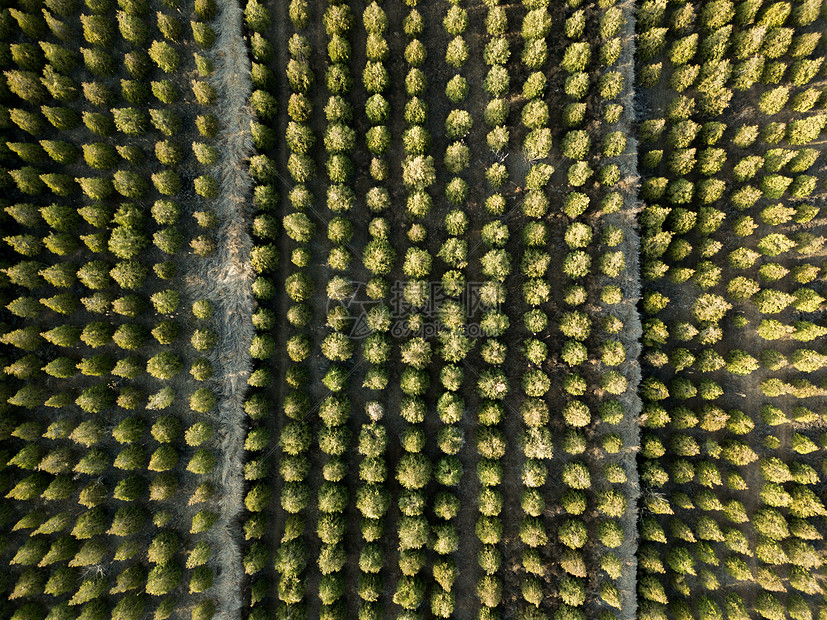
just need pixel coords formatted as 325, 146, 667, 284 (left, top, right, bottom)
5, 70, 47, 104
151, 109, 182, 136
146, 563, 181, 596
147, 352, 182, 379
251, 89, 277, 120
148, 40, 178, 73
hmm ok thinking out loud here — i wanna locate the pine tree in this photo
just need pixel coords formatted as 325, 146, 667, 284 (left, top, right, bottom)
5, 258, 45, 289
9, 9, 45, 38
8, 108, 43, 135
9, 166, 45, 194
7, 142, 45, 163
41, 105, 79, 130
39, 41, 76, 72
40, 172, 75, 196
1, 327, 42, 351
41, 65, 77, 101
148, 40, 179, 73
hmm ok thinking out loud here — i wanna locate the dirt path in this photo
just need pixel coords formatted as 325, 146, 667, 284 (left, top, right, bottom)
195, 2, 256, 618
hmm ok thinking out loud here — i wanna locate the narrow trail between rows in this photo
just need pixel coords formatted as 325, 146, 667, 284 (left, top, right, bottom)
197, 2, 255, 618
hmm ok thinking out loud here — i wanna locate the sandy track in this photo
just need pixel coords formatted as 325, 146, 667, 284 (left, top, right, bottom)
196, 2, 255, 618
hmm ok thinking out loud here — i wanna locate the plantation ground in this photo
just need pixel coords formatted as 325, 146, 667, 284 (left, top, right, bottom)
0, 0, 826, 618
